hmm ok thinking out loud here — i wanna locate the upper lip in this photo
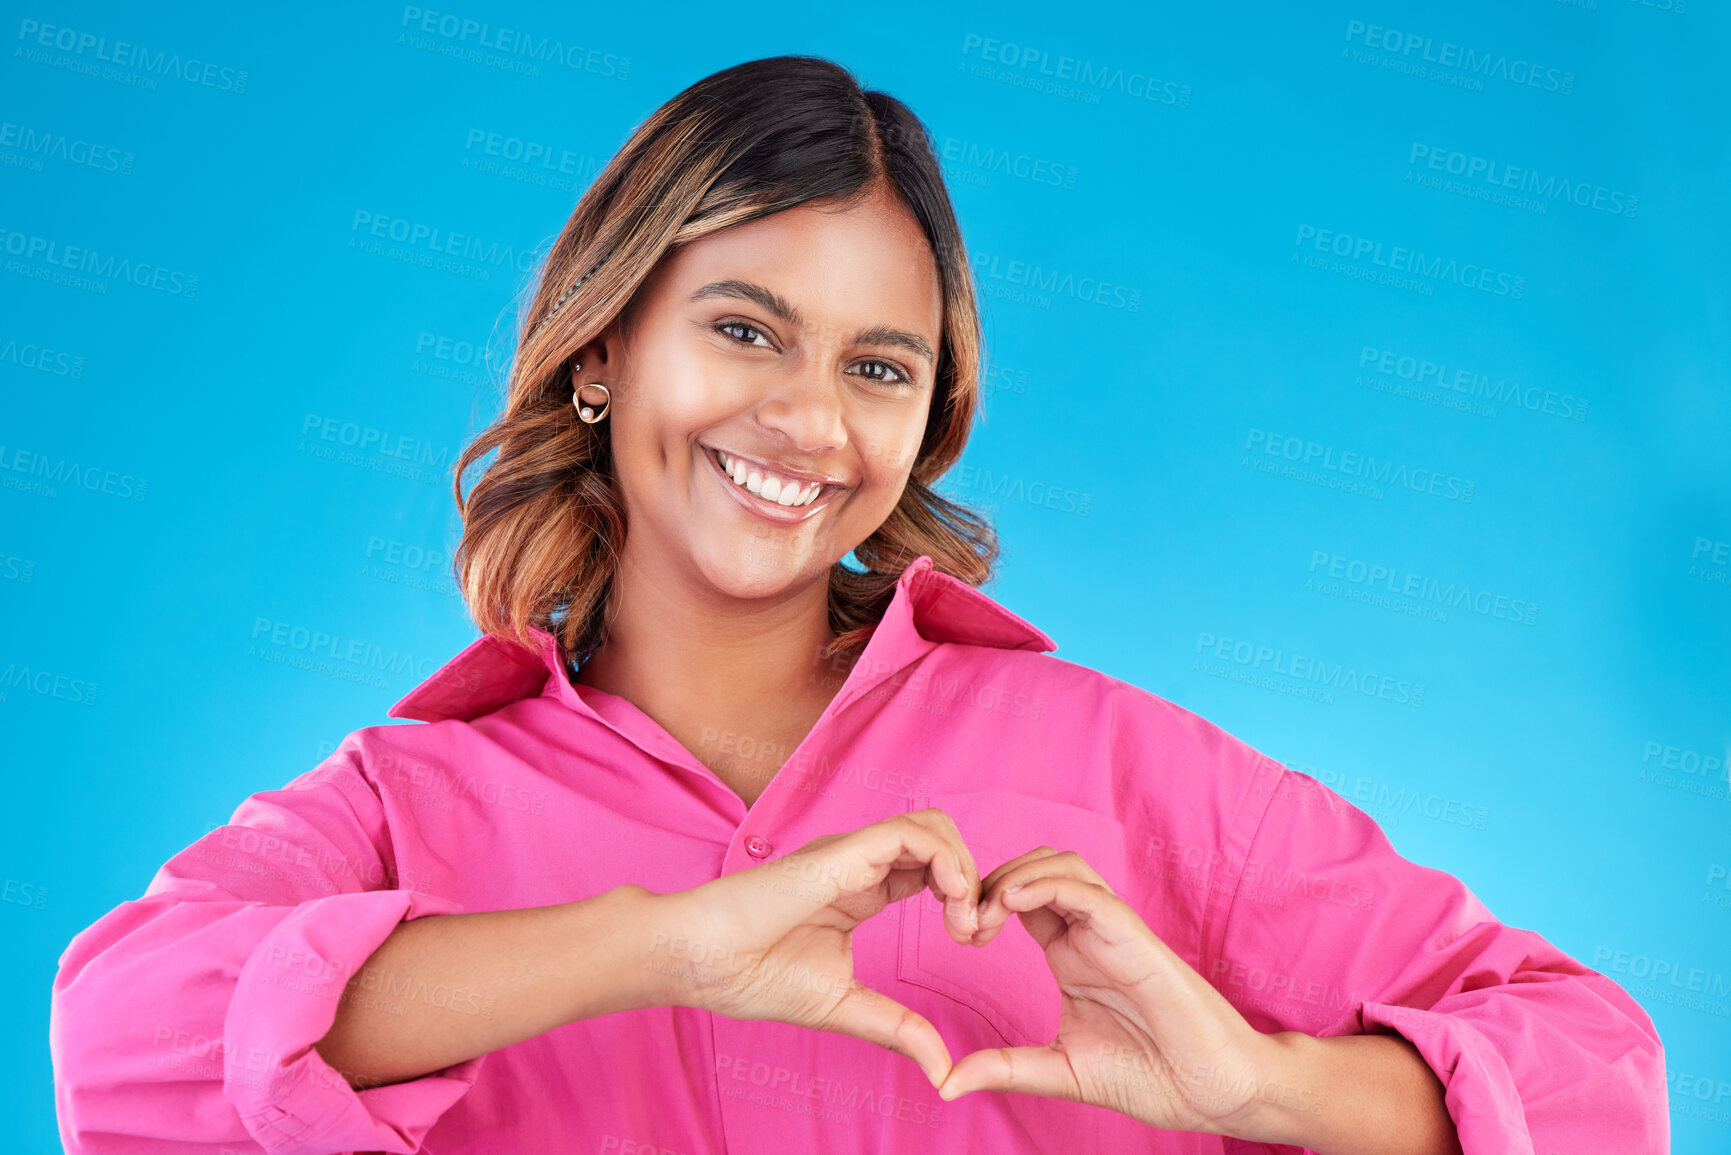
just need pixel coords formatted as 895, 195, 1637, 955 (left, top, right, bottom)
705, 445, 851, 489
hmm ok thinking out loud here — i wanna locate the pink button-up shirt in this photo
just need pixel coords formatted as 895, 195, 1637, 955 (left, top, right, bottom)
50, 555, 1666, 1154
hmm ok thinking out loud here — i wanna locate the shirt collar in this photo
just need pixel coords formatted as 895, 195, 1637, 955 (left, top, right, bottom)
386, 554, 1057, 724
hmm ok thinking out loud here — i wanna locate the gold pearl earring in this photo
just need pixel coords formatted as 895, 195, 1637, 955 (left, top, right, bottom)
571, 360, 611, 424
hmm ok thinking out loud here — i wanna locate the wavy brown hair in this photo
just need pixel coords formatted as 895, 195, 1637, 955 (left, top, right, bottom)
452, 55, 999, 671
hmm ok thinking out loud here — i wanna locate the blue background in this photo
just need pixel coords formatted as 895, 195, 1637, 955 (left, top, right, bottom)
4, 1, 1727, 1148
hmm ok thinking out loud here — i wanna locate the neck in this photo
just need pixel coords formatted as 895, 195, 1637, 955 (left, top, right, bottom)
573, 542, 843, 736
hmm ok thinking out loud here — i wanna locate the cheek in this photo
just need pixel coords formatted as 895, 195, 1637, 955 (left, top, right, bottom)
602, 412, 689, 522
848, 427, 926, 518
609, 366, 718, 475
851, 395, 929, 467
859, 454, 912, 499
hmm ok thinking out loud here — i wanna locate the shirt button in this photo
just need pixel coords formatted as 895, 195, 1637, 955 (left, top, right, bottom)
744, 835, 773, 860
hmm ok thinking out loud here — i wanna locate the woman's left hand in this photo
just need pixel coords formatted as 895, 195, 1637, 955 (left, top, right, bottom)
934, 846, 1306, 1140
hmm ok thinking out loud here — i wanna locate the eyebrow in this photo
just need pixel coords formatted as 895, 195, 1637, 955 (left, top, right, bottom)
689, 279, 936, 367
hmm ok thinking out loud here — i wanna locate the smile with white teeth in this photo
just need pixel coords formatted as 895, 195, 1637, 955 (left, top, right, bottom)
715, 450, 825, 507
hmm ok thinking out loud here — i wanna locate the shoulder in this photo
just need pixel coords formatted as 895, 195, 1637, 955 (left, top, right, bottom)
292, 698, 553, 799
921, 641, 1284, 815
933, 642, 1273, 755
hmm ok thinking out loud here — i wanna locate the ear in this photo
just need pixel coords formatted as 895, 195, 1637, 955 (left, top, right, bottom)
566, 341, 600, 389
569, 328, 624, 380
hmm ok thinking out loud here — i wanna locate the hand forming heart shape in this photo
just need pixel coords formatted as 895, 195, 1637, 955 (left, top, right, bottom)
636, 808, 1308, 1144
938, 844, 1294, 1139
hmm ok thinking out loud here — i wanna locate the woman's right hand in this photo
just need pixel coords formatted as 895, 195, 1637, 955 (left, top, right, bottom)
634, 808, 983, 1088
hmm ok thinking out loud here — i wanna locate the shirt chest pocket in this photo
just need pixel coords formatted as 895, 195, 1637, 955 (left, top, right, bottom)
896, 789, 1130, 1049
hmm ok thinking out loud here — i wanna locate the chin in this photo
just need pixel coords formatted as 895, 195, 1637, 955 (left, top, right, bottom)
691, 532, 831, 599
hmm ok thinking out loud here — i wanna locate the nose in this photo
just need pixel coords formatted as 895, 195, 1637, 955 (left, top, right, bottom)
753, 354, 848, 455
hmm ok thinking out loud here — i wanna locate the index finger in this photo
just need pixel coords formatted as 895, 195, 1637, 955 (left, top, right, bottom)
852, 809, 981, 942
909, 808, 984, 941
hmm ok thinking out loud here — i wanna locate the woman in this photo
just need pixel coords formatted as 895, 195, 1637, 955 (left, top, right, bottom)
50, 56, 1665, 1155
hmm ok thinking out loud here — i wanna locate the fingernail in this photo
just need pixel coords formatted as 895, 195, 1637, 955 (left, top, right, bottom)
1004, 883, 1023, 894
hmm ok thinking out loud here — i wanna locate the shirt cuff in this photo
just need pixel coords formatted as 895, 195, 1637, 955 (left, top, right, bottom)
223, 887, 483, 1154
1358, 1001, 1531, 1155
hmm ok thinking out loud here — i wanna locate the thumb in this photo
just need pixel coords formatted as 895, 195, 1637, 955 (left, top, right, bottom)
938, 1044, 1078, 1102
821, 980, 955, 1089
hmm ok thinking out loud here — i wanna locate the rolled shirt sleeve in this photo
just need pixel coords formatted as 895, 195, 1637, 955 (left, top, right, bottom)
1207, 762, 1668, 1155
51, 737, 484, 1154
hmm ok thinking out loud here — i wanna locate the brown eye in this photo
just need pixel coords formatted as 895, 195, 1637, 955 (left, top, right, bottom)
717, 321, 773, 348
854, 360, 914, 388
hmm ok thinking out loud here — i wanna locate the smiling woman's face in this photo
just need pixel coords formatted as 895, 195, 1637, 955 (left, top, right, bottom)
582, 185, 944, 602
